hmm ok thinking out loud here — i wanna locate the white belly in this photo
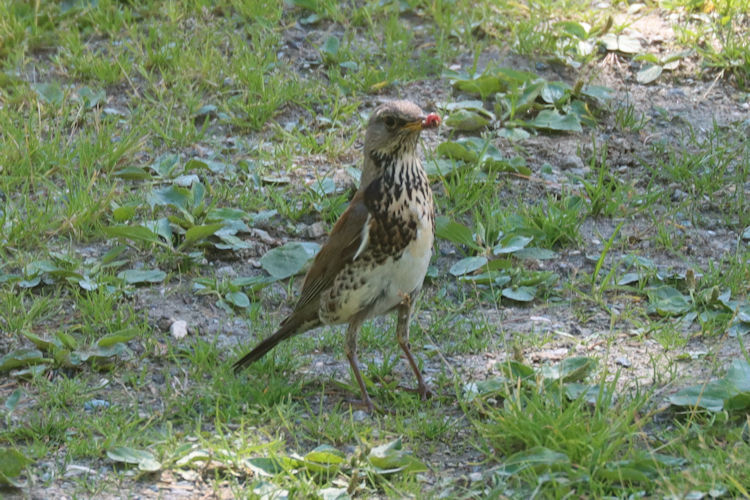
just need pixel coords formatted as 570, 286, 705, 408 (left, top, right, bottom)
321, 216, 433, 324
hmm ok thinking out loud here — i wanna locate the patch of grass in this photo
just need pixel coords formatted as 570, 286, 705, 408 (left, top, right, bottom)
514, 194, 585, 248
1, 0, 749, 497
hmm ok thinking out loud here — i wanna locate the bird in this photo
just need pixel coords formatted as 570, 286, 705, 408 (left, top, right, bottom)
233, 100, 441, 411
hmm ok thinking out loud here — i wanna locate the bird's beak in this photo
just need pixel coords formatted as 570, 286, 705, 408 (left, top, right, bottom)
403, 113, 441, 132
402, 120, 424, 132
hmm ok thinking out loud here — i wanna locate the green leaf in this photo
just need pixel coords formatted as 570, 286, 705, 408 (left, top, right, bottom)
207, 207, 250, 221
497, 127, 530, 141
600, 34, 641, 54
112, 205, 136, 222
73, 343, 128, 365
636, 64, 662, 84
444, 109, 490, 131
502, 286, 537, 302
449, 256, 488, 277
424, 158, 463, 178
542, 357, 597, 383
77, 86, 106, 108
56, 331, 78, 349
149, 153, 180, 178
500, 360, 536, 379
580, 85, 612, 107
4, 389, 22, 413
368, 438, 427, 474
513, 247, 557, 260
143, 218, 173, 243
304, 444, 346, 465
148, 185, 190, 211
499, 446, 570, 475
112, 166, 152, 180
527, 109, 582, 132
104, 225, 160, 244
107, 446, 161, 472
260, 242, 312, 280
557, 21, 588, 39
540, 80, 571, 104
647, 286, 691, 316
463, 376, 509, 401
245, 457, 297, 476
117, 269, 166, 284
0, 447, 32, 487
179, 223, 225, 249
302, 444, 346, 472
97, 328, 138, 347
565, 383, 605, 404
569, 100, 598, 128
33, 82, 64, 105
725, 359, 750, 389
321, 35, 340, 62
21, 332, 63, 352
493, 235, 533, 255
495, 67, 539, 88
515, 81, 546, 111
436, 136, 486, 163
435, 216, 481, 250
451, 74, 502, 99
669, 380, 731, 412
0, 349, 45, 372
225, 291, 250, 308
215, 234, 253, 250
101, 245, 128, 265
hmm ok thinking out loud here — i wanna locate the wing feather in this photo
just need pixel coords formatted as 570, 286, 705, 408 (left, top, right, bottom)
293, 191, 369, 312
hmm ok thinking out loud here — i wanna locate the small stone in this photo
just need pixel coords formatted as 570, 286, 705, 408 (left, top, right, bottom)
469, 472, 483, 482
156, 316, 172, 332
671, 188, 688, 201
170, 320, 189, 339
305, 222, 327, 239
615, 357, 631, 367
251, 228, 276, 245
84, 399, 110, 411
65, 464, 98, 478
560, 154, 584, 170
216, 265, 237, 278
352, 410, 369, 422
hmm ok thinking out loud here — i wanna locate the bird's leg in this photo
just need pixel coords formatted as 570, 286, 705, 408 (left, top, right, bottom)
396, 291, 432, 400
344, 319, 375, 412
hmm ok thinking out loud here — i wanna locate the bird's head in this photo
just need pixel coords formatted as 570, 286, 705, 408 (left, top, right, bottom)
364, 100, 440, 157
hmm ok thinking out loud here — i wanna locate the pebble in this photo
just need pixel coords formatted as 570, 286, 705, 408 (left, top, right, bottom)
215, 265, 237, 278
84, 399, 110, 411
615, 357, 631, 367
352, 410, 369, 422
671, 188, 688, 201
304, 222, 327, 239
560, 154, 584, 170
251, 228, 276, 245
170, 320, 189, 339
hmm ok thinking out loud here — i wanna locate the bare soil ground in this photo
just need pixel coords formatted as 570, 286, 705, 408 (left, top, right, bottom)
2, 5, 749, 499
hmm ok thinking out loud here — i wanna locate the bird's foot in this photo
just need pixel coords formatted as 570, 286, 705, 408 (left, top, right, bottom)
398, 291, 411, 308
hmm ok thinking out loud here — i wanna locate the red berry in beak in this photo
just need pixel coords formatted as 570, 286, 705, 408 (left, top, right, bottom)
423, 113, 441, 128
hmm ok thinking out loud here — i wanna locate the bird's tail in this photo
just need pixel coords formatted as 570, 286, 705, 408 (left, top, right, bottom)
232, 316, 315, 373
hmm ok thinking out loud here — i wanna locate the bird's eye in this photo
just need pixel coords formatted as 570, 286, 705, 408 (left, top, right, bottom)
383, 116, 396, 129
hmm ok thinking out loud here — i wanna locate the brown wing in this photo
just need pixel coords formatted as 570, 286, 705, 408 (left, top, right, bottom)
292, 190, 370, 313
